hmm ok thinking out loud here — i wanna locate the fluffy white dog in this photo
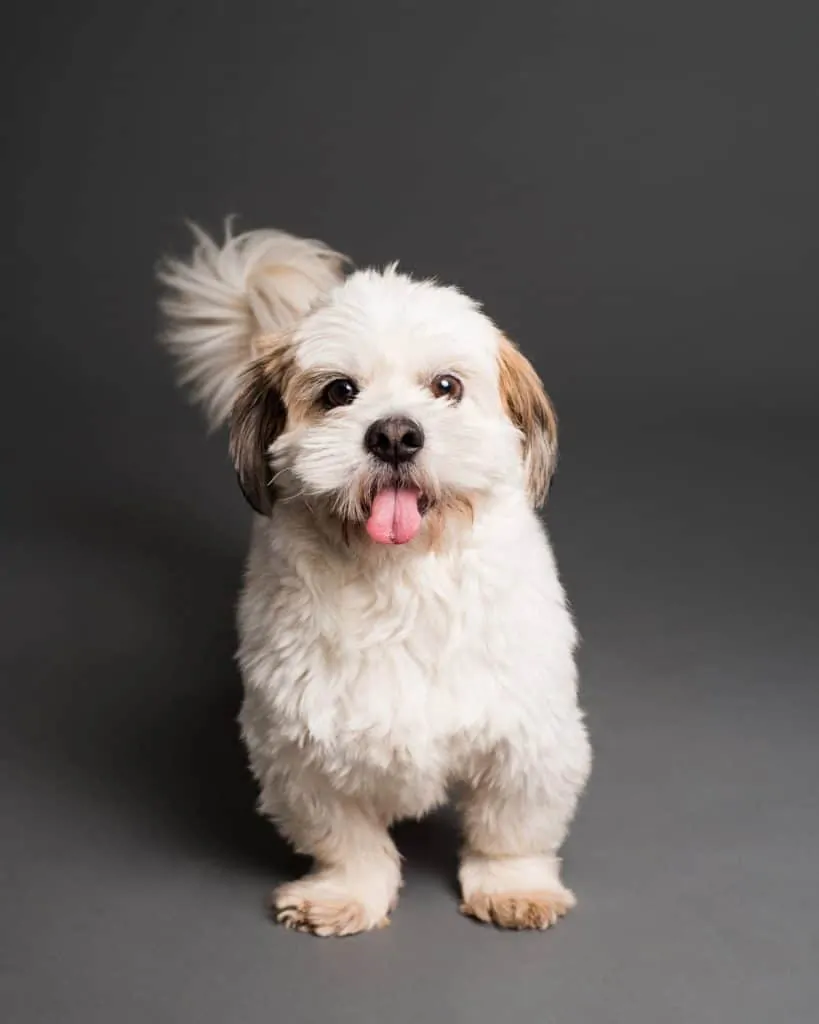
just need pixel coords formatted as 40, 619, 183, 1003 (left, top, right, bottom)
157, 224, 592, 937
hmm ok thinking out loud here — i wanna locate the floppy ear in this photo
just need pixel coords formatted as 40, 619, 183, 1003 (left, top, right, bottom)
497, 334, 558, 507
228, 357, 288, 515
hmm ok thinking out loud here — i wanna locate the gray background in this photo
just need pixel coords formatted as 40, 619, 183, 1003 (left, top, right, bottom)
4, 1, 819, 1022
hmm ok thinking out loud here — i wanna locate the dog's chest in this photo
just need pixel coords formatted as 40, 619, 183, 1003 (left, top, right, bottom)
259, 549, 515, 770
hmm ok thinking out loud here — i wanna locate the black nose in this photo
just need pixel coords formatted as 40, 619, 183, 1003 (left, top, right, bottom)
364, 416, 425, 464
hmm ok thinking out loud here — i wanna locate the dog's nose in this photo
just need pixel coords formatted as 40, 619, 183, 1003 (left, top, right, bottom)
364, 416, 425, 464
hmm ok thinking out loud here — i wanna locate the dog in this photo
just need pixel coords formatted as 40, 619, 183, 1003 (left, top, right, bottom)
157, 223, 592, 936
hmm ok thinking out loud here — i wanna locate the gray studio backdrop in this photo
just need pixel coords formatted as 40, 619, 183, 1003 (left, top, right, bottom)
5, 3, 819, 1024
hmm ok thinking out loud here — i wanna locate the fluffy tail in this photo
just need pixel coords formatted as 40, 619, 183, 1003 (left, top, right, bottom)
157, 221, 348, 426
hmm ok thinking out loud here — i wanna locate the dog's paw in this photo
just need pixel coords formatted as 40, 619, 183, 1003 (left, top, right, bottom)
271, 880, 391, 938
460, 889, 575, 931
275, 898, 389, 937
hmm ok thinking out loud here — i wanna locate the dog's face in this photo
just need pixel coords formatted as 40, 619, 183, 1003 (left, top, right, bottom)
230, 268, 557, 546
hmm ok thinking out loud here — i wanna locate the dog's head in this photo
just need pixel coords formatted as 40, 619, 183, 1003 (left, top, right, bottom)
229, 267, 556, 547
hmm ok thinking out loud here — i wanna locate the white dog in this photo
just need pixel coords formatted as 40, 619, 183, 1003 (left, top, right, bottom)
157, 224, 592, 937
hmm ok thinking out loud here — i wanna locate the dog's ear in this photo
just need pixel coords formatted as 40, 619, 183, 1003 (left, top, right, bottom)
228, 353, 289, 515
497, 334, 558, 507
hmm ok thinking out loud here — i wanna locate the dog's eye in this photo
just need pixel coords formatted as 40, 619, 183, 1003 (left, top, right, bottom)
429, 374, 464, 403
322, 378, 359, 409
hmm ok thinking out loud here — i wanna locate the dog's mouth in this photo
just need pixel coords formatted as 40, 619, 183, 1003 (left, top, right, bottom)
365, 486, 429, 545
349, 465, 435, 546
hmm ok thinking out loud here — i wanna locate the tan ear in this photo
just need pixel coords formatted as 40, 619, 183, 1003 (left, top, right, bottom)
497, 334, 558, 507
228, 354, 289, 515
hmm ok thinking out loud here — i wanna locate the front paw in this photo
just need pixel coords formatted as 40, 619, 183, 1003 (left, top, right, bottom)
460, 888, 575, 930
271, 877, 392, 938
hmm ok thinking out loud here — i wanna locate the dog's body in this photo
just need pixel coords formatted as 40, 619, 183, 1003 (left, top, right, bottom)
158, 225, 591, 936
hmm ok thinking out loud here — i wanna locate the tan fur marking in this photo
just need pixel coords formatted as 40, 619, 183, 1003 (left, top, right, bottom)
424, 493, 475, 550
280, 371, 324, 426
228, 337, 295, 515
460, 889, 574, 930
497, 334, 558, 507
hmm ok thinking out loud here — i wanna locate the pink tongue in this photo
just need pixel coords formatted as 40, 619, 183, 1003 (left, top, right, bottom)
366, 487, 422, 545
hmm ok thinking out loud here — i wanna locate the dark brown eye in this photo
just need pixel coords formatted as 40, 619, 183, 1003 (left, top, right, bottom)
322, 378, 358, 409
430, 373, 464, 402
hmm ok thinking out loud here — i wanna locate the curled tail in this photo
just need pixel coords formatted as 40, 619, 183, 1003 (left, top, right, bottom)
157, 221, 348, 426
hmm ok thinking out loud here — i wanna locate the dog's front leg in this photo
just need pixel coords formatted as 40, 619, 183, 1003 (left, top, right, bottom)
268, 778, 402, 938
457, 718, 591, 931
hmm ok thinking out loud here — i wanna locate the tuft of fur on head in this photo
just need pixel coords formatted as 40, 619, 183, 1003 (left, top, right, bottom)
156, 220, 348, 427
